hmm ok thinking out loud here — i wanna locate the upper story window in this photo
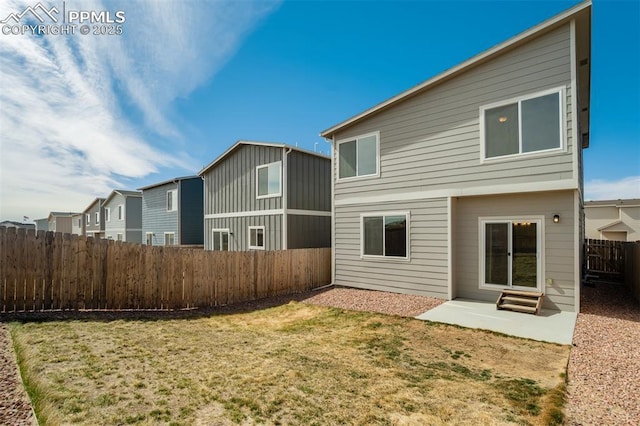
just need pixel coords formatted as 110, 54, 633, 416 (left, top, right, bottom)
118, 205, 124, 220
167, 189, 178, 211
105, 208, 111, 222
481, 88, 563, 160
86, 214, 90, 225
95, 212, 100, 224
256, 161, 282, 199
338, 132, 379, 180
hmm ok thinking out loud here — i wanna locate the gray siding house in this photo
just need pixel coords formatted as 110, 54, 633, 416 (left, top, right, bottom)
139, 176, 204, 246
48, 212, 79, 234
320, 2, 591, 313
103, 190, 143, 243
83, 198, 106, 239
199, 141, 331, 251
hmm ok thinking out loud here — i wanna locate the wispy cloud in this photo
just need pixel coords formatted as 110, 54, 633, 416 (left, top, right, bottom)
0, 0, 280, 219
585, 176, 640, 201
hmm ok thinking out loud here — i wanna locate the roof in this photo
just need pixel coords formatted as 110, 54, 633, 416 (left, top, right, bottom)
0, 221, 36, 229
585, 199, 640, 208
82, 197, 106, 214
138, 176, 200, 191
103, 189, 142, 206
48, 211, 80, 219
320, 0, 591, 139
597, 220, 632, 233
198, 140, 330, 176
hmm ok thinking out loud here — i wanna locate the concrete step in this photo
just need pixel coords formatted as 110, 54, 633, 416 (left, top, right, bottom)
498, 303, 538, 314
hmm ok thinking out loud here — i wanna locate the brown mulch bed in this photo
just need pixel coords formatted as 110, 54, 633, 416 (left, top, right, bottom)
2, 283, 638, 424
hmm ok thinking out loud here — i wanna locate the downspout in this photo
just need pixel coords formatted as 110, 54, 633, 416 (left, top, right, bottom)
282, 147, 292, 250
314, 136, 335, 290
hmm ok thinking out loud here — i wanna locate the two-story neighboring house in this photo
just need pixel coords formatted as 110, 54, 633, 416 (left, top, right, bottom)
48, 212, 79, 234
139, 176, 204, 246
103, 190, 143, 242
585, 199, 640, 242
320, 2, 591, 313
83, 198, 106, 239
199, 141, 331, 251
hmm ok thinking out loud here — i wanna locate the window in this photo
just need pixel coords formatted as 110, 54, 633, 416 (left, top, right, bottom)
116, 233, 123, 241
105, 208, 111, 222
479, 218, 543, 290
481, 89, 563, 160
78, 218, 82, 227
145, 233, 153, 245
338, 132, 379, 179
118, 205, 124, 220
248, 226, 265, 250
256, 162, 281, 198
95, 212, 100, 224
167, 190, 177, 211
86, 214, 90, 225
361, 212, 409, 259
212, 229, 230, 251
164, 232, 175, 246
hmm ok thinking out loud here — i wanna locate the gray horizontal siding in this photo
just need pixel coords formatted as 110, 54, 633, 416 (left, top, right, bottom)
333, 24, 574, 202
454, 190, 576, 312
334, 198, 449, 298
204, 214, 282, 251
142, 182, 178, 246
83, 199, 105, 234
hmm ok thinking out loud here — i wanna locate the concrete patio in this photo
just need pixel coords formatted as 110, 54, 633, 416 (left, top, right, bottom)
416, 299, 578, 345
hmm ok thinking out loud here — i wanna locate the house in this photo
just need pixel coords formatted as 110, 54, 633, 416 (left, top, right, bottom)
103, 190, 143, 242
139, 176, 204, 246
34, 218, 48, 232
71, 213, 84, 236
199, 141, 331, 251
48, 212, 80, 234
83, 198, 106, 239
585, 199, 640, 242
320, 2, 591, 312
0, 220, 35, 230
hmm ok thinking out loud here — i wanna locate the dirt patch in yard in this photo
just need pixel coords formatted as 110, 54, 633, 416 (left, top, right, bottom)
10, 299, 569, 425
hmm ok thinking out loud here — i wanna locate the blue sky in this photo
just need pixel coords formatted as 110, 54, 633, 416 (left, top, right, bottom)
0, 0, 638, 220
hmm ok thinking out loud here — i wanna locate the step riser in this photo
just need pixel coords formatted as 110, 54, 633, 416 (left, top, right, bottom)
496, 291, 544, 315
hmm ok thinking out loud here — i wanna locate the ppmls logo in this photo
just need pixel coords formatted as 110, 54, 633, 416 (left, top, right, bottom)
1, 2, 126, 36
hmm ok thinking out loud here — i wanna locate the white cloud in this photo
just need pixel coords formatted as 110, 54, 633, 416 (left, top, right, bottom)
584, 176, 640, 201
0, 0, 281, 219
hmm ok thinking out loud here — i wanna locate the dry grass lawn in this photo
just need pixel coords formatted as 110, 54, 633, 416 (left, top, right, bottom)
10, 302, 570, 425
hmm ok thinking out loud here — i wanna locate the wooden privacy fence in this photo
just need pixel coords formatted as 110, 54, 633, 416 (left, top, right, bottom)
584, 238, 625, 280
0, 227, 331, 313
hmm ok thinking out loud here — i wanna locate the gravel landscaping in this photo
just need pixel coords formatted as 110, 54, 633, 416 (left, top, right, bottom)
1, 283, 638, 424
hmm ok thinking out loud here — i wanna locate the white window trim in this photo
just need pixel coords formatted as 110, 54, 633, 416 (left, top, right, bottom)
164, 232, 175, 246
256, 161, 282, 200
248, 226, 266, 250
95, 212, 100, 224
336, 131, 380, 181
105, 207, 111, 222
211, 228, 230, 251
116, 233, 123, 241
479, 87, 566, 163
145, 232, 153, 245
86, 214, 90, 225
167, 189, 178, 212
118, 204, 124, 221
478, 216, 545, 292
360, 211, 410, 261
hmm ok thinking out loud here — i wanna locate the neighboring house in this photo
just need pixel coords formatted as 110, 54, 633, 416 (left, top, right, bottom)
139, 176, 204, 246
0, 221, 35, 230
34, 218, 48, 232
103, 190, 143, 243
585, 199, 640, 242
320, 2, 591, 312
71, 213, 84, 236
199, 141, 331, 251
83, 198, 106, 239
48, 212, 79, 234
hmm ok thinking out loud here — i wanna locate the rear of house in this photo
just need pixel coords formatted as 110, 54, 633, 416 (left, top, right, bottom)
585, 199, 640, 242
140, 176, 204, 246
48, 212, 78, 234
199, 141, 331, 251
321, 2, 591, 312
83, 198, 106, 239
103, 190, 143, 243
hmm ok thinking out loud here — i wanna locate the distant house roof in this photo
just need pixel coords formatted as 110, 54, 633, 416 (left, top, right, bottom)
585, 199, 640, 208
0, 220, 35, 229
198, 140, 330, 176
138, 176, 200, 191
320, 0, 591, 139
103, 189, 142, 206
48, 212, 80, 220
596, 220, 632, 233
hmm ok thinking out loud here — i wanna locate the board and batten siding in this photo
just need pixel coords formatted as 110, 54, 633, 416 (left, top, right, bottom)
334, 198, 449, 298
204, 145, 283, 216
142, 182, 178, 246
332, 24, 575, 201
454, 190, 576, 312
287, 150, 331, 212
287, 215, 331, 249
205, 215, 282, 251
179, 178, 204, 245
